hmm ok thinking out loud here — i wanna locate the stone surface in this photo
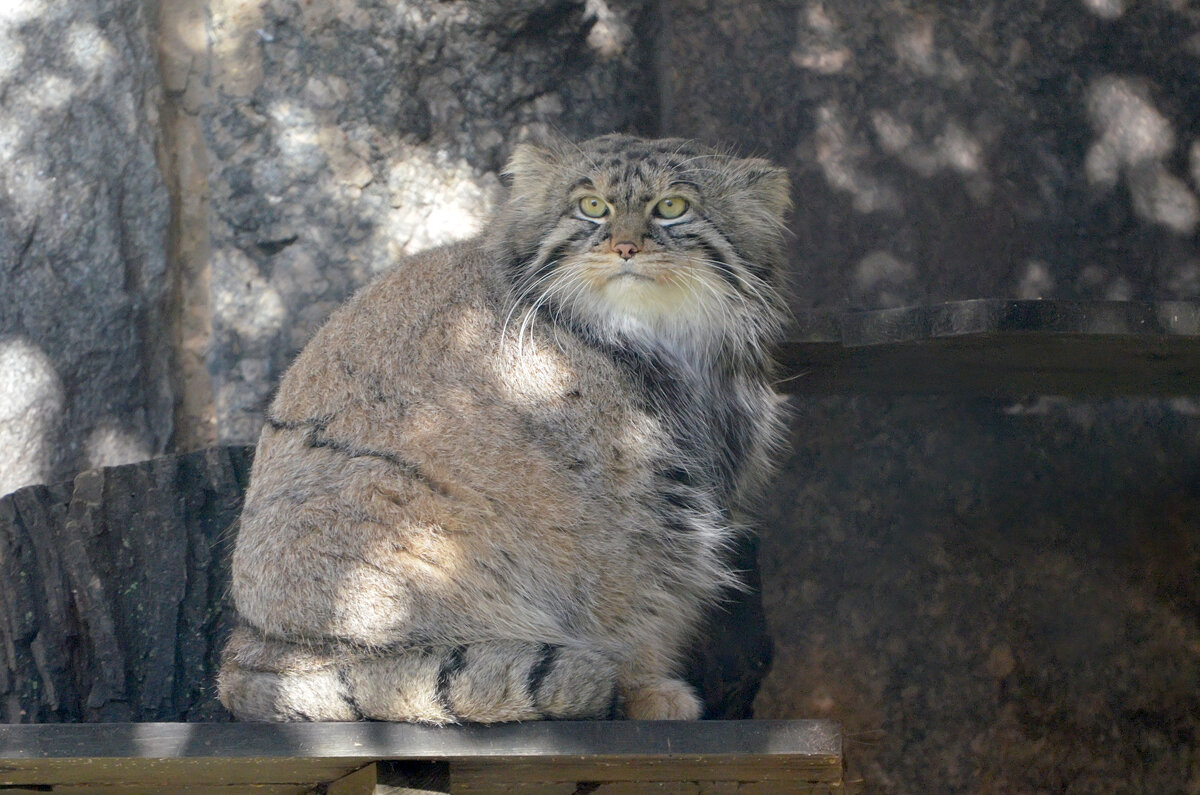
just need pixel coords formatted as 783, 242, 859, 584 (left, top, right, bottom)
200, 0, 657, 443
0, 0, 172, 497
2, 1, 1199, 789
660, 0, 1200, 311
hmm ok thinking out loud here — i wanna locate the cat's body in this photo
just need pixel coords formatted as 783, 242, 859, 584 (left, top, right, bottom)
219, 135, 791, 723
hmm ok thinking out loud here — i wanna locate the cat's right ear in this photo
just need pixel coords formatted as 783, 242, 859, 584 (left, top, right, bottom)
502, 143, 558, 191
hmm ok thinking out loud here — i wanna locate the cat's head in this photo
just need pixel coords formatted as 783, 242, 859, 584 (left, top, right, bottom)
490, 134, 791, 360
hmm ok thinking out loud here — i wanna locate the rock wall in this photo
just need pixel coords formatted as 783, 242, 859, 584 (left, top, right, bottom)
0, 1, 172, 497
663, 0, 1200, 310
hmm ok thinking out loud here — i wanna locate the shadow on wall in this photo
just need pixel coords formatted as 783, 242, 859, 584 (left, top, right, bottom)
777, 0, 1200, 311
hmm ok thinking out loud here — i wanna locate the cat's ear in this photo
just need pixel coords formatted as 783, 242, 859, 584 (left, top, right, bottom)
735, 159, 792, 224
502, 143, 560, 197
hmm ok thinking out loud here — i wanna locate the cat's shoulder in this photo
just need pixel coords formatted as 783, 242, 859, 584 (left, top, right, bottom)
339, 238, 493, 325
269, 238, 500, 417
301, 239, 501, 354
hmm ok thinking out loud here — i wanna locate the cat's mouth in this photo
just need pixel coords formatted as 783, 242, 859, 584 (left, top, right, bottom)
610, 268, 654, 282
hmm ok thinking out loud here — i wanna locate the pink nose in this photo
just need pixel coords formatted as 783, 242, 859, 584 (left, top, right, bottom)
613, 241, 640, 260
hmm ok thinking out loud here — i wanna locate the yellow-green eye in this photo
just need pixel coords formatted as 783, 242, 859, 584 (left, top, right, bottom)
654, 196, 689, 219
579, 196, 609, 218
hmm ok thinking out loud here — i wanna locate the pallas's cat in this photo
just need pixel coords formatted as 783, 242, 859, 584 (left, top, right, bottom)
218, 135, 791, 723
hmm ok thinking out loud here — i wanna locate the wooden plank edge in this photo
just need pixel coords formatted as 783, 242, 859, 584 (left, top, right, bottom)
0, 720, 841, 762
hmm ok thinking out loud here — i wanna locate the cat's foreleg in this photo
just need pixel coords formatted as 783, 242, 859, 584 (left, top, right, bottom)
611, 609, 704, 720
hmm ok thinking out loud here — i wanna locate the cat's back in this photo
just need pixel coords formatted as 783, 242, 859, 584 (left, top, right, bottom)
271, 238, 499, 420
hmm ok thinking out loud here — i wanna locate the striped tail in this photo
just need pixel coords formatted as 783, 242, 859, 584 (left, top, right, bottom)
218, 625, 620, 724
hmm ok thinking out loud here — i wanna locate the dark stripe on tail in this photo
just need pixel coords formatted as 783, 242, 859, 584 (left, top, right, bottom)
436, 646, 467, 718
527, 644, 558, 702
337, 666, 365, 720
605, 685, 621, 720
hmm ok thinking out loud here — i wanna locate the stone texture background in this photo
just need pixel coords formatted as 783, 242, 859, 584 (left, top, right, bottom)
0, 0, 172, 498
2, 0, 1200, 791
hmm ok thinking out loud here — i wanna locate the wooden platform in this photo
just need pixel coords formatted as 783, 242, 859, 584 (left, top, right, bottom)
780, 299, 1200, 396
0, 720, 843, 793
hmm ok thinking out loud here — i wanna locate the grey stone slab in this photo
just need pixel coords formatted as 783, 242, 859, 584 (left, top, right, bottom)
779, 299, 1200, 396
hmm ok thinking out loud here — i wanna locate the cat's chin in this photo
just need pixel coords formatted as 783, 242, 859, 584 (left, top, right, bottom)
566, 285, 731, 359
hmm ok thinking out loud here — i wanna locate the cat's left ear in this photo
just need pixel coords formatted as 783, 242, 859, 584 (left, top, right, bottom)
504, 144, 564, 202
503, 143, 556, 182
735, 159, 792, 224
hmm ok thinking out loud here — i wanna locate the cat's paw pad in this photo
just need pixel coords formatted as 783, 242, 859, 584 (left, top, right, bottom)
622, 679, 702, 720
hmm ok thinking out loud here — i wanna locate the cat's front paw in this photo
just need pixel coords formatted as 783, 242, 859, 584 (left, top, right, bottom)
622, 678, 703, 720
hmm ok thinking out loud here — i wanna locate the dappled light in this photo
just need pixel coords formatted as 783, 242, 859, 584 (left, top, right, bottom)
0, 1, 171, 490
490, 314, 579, 407
208, 0, 265, 97
382, 145, 501, 263
0, 338, 62, 496
871, 113, 982, 178
264, 100, 326, 184
813, 104, 903, 214
1127, 162, 1200, 234
1016, 260, 1055, 300
893, 14, 968, 83
84, 421, 154, 471
1082, 0, 1126, 20
804, 11, 989, 216
584, 0, 632, 59
851, 250, 917, 309
791, 3, 851, 74
0, 0, 46, 26
871, 111, 990, 201
66, 20, 117, 77
24, 73, 82, 112
1086, 76, 1198, 235
212, 250, 287, 342
781, 2, 1200, 309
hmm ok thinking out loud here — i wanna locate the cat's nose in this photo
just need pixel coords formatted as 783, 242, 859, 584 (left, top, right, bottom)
613, 241, 640, 260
